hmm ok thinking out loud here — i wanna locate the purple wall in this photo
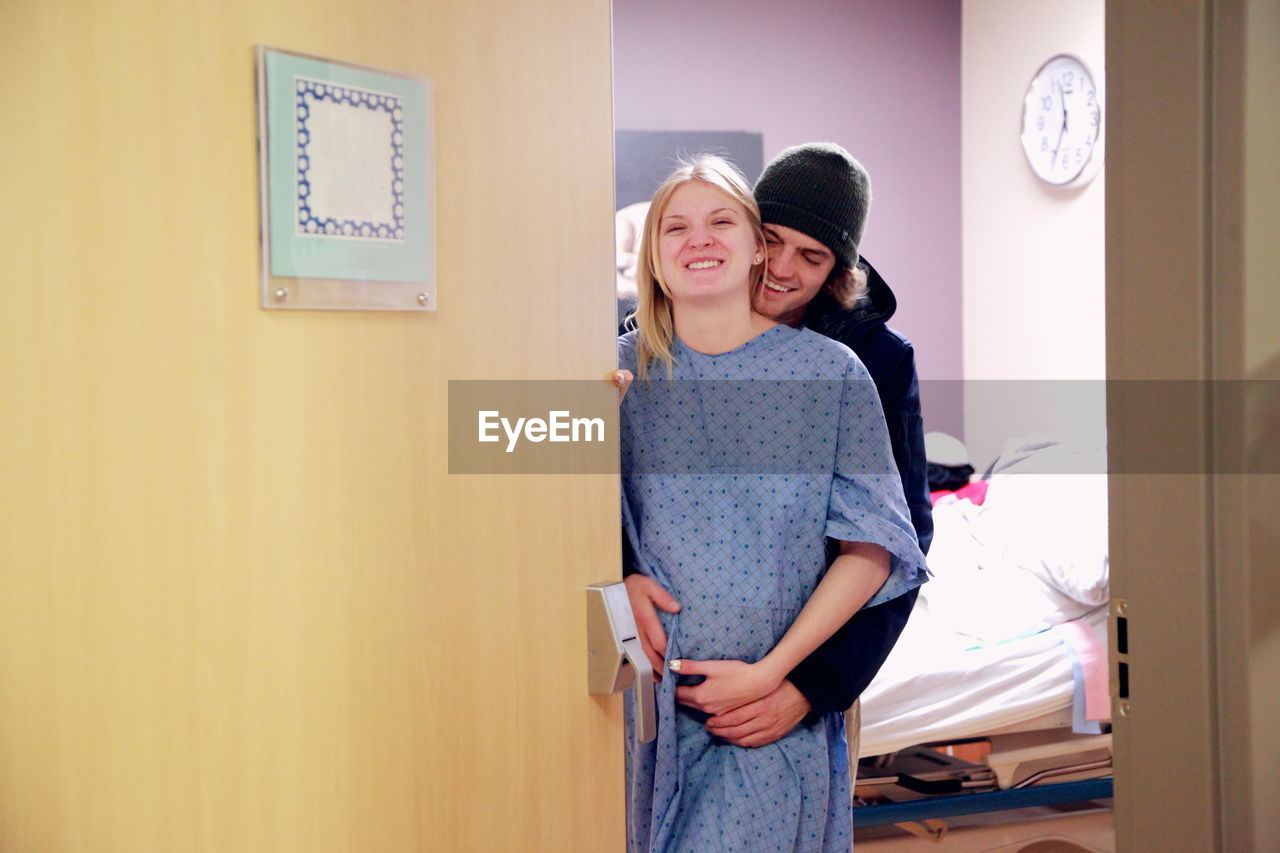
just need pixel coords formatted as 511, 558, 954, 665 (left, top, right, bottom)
613, 0, 964, 431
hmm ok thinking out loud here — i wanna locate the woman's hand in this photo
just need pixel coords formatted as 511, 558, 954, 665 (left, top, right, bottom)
612, 370, 634, 401
623, 574, 680, 682
670, 658, 783, 718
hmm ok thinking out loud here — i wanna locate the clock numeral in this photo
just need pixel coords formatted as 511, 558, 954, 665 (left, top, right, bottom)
1087, 90, 1096, 106
1041, 137, 1049, 152
1090, 110, 1099, 127
1042, 95, 1053, 110
1036, 115, 1045, 132
1085, 135, 1093, 147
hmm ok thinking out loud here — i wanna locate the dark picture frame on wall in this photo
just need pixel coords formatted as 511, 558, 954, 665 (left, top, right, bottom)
614, 130, 764, 208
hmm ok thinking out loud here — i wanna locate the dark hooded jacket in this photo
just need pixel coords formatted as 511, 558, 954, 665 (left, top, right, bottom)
785, 257, 933, 715
620, 258, 932, 717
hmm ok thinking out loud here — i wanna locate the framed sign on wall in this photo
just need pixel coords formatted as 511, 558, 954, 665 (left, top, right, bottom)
255, 46, 436, 311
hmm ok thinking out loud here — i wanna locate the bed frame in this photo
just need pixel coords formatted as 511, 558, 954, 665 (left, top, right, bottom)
848, 701, 1113, 834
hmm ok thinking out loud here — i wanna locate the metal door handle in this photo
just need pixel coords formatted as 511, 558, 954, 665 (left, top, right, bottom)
586, 582, 656, 742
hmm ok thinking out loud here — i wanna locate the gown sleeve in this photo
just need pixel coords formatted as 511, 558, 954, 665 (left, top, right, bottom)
824, 356, 929, 609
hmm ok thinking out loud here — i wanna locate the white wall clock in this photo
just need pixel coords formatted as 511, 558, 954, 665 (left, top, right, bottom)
1020, 54, 1103, 187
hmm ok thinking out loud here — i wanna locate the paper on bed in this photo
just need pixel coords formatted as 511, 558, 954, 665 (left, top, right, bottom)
1053, 614, 1111, 732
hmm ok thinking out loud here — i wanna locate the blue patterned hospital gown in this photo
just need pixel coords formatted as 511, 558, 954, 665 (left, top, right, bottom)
619, 324, 928, 853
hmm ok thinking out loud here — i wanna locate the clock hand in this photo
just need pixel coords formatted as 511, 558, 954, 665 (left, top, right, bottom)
1051, 82, 1068, 166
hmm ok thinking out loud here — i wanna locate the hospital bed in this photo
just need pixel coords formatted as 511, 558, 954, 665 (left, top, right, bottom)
850, 437, 1114, 837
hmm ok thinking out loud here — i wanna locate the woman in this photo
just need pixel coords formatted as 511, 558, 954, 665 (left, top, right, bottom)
618, 155, 926, 852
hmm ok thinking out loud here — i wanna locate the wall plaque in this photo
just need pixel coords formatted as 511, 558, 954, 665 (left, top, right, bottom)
256, 46, 435, 311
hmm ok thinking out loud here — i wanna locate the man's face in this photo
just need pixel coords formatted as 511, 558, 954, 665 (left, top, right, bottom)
752, 224, 835, 326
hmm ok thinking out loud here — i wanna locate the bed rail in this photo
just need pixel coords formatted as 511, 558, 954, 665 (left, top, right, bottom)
850, 778, 1113, 828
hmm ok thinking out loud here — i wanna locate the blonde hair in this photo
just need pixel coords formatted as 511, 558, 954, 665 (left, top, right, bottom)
632, 155, 766, 379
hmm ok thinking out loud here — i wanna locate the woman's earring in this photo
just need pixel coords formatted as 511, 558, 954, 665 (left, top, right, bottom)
754, 255, 763, 264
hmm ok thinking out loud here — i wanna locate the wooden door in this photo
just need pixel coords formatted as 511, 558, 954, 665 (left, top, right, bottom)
0, 0, 624, 850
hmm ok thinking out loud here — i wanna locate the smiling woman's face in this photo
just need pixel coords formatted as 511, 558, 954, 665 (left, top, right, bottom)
656, 180, 762, 309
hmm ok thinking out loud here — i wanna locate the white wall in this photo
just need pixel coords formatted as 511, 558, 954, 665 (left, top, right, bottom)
961, 0, 1105, 469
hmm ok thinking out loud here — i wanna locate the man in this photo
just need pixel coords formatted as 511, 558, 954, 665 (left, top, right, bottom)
625, 142, 932, 749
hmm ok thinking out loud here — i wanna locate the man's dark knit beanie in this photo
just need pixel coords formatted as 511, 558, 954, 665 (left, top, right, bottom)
754, 142, 871, 271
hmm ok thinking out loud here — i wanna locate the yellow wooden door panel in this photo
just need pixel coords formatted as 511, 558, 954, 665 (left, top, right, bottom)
0, 1, 622, 850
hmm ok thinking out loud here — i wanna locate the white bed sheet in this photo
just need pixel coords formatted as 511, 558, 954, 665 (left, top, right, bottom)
858, 436, 1111, 758
857, 601, 1108, 758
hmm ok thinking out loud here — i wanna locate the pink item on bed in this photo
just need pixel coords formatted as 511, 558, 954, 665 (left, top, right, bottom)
930, 480, 989, 506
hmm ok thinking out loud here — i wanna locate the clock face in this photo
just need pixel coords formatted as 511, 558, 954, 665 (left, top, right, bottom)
1021, 54, 1102, 186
